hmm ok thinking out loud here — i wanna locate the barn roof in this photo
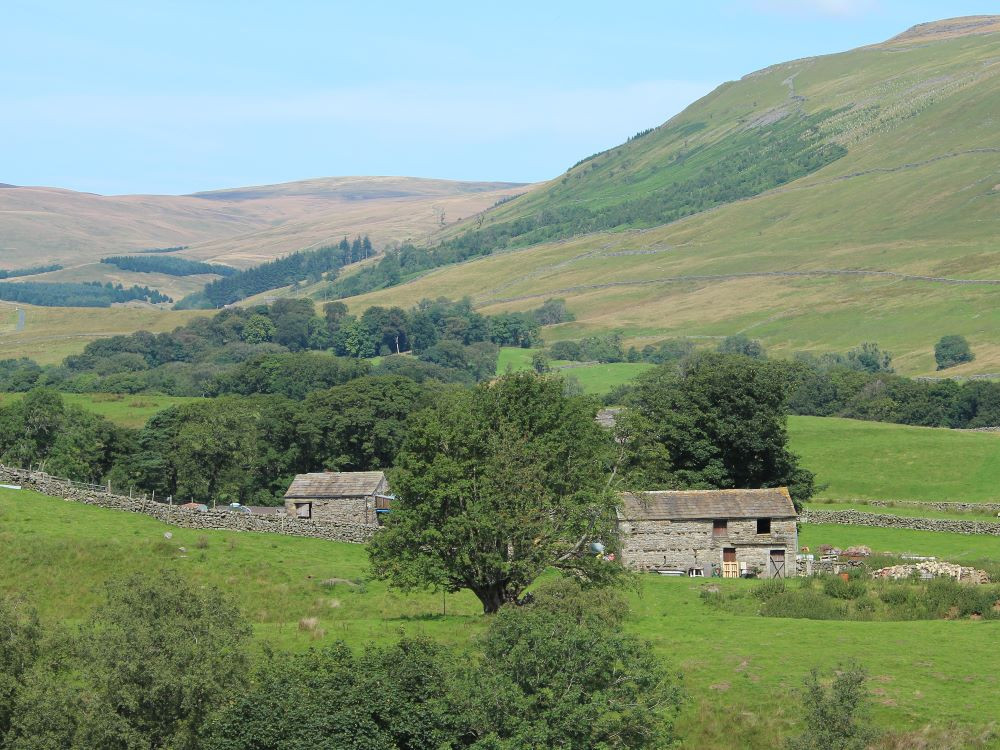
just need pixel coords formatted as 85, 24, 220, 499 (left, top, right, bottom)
620, 488, 796, 520
284, 471, 386, 499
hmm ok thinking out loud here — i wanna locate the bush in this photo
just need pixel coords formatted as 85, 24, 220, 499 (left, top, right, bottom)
752, 579, 786, 600
786, 663, 879, 750
935, 334, 974, 370
759, 591, 846, 620
822, 576, 867, 600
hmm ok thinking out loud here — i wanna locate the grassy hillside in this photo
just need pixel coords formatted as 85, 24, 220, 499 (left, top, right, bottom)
788, 416, 1000, 503
346, 20, 1000, 376
0, 301, 205, 364
2, 486, 999, 747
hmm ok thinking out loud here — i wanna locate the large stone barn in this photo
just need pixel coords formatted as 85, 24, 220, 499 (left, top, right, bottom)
617, 488, 798, 578
283, 471, 391, 526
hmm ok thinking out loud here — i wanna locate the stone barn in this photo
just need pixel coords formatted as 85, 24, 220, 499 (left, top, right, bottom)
283, 471, 391, 526
617, 488, 798, 578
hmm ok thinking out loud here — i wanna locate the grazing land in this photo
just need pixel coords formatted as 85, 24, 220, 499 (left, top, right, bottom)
0, 301, 205, 364
788, 416, 1000, 503
345, 28, 1000, 377
495, 346, 652, 394
0, 392, 201, 428
2, 486, 998, 748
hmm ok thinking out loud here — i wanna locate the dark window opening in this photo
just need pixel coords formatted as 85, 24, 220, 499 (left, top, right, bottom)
756, 518, 771, 534
713, 519, 727, 536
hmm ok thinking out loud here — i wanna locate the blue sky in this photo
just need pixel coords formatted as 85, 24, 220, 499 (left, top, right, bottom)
2, 1, 996, 194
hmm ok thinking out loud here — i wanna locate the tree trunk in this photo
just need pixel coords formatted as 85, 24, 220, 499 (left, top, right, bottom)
473, 582, 514, 614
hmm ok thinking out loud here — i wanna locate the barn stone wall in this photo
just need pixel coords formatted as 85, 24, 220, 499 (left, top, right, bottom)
618, 516, 798, 576
0, 466, 378, 543
284, 476, 388, 525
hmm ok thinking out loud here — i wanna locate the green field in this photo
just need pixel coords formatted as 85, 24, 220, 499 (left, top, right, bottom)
0, 391, 201, 428
496, 346, 652, 395
3, 486, 1000, 747
801, 523, 1000, 563
0, 302, 204, 364
788, 416, 1000, 503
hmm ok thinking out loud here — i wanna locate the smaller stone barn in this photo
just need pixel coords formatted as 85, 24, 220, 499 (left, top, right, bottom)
617, 488, 798, 578
283, 471, 391, 526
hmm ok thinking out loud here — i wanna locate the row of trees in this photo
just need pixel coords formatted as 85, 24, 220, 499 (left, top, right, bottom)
0, 280, 170, 307
0, 297, 556, 397
101, 255, 237, 277
2, 353, 816, 515
177, 236, 373, 309
0, 264, 62, 279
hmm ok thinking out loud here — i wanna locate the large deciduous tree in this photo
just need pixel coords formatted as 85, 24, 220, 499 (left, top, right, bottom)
621, 353, 815, 508
368, 371, 620, 614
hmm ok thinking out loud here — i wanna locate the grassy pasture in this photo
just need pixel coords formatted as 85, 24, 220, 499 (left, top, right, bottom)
0, 301, 205, 364
0, 391, 201, 428
496, 346, 652, 395
2, 486, 1000, 747
788, 416, 1000, 504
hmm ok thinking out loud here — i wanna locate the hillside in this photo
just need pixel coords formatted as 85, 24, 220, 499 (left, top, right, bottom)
0, 176, 526, 272
345, 18, 1000, 376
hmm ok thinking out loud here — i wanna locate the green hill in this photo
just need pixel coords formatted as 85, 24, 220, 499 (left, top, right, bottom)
346, 17, 1000, 376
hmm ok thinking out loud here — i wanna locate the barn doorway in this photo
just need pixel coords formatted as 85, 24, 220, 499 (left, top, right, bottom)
722, 548, 739, 578
769, 549, 786, 578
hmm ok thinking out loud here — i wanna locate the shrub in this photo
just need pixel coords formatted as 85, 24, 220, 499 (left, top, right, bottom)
934, 334, 974, 370
752, 579, 787, 600
822, 576, 867, 600
759, 591, 846, 620
786, 663, 879, 750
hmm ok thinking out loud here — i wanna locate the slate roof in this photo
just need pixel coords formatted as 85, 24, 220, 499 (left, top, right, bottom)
284, 471, 386, 499
619, 488, 796, 521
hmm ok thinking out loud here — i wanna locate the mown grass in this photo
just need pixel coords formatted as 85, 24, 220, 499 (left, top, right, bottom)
0, 391, 202, 428
788, 416, 1000, 503
3, 486, 1000, 747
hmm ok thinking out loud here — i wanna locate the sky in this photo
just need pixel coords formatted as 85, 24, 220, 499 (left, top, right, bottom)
2, 0, 997, 195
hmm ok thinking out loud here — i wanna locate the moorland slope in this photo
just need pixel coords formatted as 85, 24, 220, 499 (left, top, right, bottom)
347, 17, 1000, 375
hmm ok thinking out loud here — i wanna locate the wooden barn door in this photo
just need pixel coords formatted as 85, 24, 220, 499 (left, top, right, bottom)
722, 548, 739, 578
769, 549, 786, 578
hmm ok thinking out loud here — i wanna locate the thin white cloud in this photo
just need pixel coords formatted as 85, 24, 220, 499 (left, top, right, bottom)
746, 0, 879, 17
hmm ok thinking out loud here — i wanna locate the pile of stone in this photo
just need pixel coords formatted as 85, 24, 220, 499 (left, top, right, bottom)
873, 561, 990, 584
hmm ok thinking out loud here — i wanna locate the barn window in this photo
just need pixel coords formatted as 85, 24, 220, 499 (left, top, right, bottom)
712, 519, 727, 536
756, 518, 771, 534
295, 502, 312, 519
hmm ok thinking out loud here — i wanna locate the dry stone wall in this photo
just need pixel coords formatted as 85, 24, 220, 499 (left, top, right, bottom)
802, 508, 1000, 536
0, 466, 378, 544
865, 499, 1000, 514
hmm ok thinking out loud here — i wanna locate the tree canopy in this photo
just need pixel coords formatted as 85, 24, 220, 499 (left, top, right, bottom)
620, 353, 815, 507
368, 371, 621, 613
